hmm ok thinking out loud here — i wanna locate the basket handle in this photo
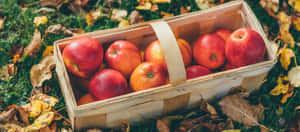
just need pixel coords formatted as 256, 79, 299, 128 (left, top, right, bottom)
150, 21, 187, 85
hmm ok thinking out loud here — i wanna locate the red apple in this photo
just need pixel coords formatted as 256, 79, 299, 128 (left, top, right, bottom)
226, 28, 266, 67
214, 29, 232, 41
105, 40, 142, 78
77, 94, 95, 105
89, 69, 131, 100
193, 34, 225, 69
130, 62, 167, 91
186, 65, 212, 79
62, 36, 103, 78
145, 38, 192, 69
223, 62, 237, 70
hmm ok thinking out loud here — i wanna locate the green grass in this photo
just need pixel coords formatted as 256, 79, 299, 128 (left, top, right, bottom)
0, 0, 299, 131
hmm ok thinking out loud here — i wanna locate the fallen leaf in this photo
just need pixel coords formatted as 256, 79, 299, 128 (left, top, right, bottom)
288, 0, 300, 13
121, 120, 130, 132
151, 4, 159, 12
0, 123, 25, 131
280, 30, 295, 48
279, 48, 295, 70
0, 64, 16, 81
65, 28, 85, 36
222, 129, 241, 132
128, 10, 144, 25
296, 106, 300, 111
0, 16, 6, 30
259, 0, 279, 13
270, 76, 289, 96
43, 46, 54, 57
281, 90, 293, 103
111, 9, 128, 22
35, 7, 56, 13
206, 103, 217, 115
195, 0, 215, 10
160, 11, 174, 18
288, 66, 300, 87
293, 16, 300, 31
218, 94, 265, 128
0, 108, 16, 124
24, 30, 42, 55
46, 24, 85, 36
6, 105, 29, 126
157, 120, 170, 132
180, 6, 191, 14
39, 0, 68, 9
136, 2, 152, 10
86, 8, 103, 26
34, 16, 48, 26
276, 12, 295, 48
152, 0, 171, 3
118, 19, 129, 28
30, 56, 56, 88
25, 111, 55, 131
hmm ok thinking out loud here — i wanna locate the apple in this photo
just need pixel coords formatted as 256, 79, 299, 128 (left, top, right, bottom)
193, 34, 225, 69
77, 94, 95, 105
186, 65, 212, 79
62, 36, 103, 78
225, 28, 266, 67
214, 29, 232, 41
223, 62, 237, 70
105, 40, 142, 78
145, 38, 192, 69
130, 62, 167, 91
89, 69, 131, 100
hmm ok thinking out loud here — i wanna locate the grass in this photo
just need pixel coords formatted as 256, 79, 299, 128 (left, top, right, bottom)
0, 0, 299, 131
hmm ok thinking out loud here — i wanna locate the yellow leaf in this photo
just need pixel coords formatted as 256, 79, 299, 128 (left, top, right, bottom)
280, 30, 295, 48
86, 8, 102, 26
279, 48, 295, 70
34, 16, 48, 26
293, 16, 300, 31
160, 11, 174, 18
42, 46, 54, 57
26, 112, 55, 131
118, 19, 129, 28
136, 2, 152, 10
152, 0, 171, 3
280, 91, 293, 103
222, 129, 241, 132
270, 76, 289, 96
0, 16, 6, 30
288, 0, 300, 12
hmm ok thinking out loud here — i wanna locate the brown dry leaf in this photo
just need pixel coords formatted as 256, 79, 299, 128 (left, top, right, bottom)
281, 90, 293, 103
152, 0, 171, 3
43, 46, 54, 57
0, 16, 6, 30
39, 0, 68, 9
288, 66, 300, 87
180, 6, 191, 14
218, 94, 265, 128
34, 16, 48, 26
121, 120, 130, 132
0, 123, 25, 131
46, 24, 85, 36
6, 105, 29, 126
30, 56, 56, 88
270, 76, 289, 96
157, 119, 170, 132
35, 7, 56, 13
64, 28, 85, 36
0, 64, 16, 81
128, 10, 144, 25
195, 0, 216, 10
24, 30, 41, 56
0, 108, 16, 124
111, 9, 128, 22
279, 48, 295, 70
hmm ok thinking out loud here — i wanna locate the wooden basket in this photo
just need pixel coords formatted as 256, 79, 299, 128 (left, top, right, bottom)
54, 0, 276, 130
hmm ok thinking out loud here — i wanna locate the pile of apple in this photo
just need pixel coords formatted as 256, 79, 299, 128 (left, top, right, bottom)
62, 28, 266, 105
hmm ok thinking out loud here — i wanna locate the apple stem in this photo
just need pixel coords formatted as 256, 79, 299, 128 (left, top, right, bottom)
238, 35, 243, 39
113, 49, 118, 55
147, 72, 153, 78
